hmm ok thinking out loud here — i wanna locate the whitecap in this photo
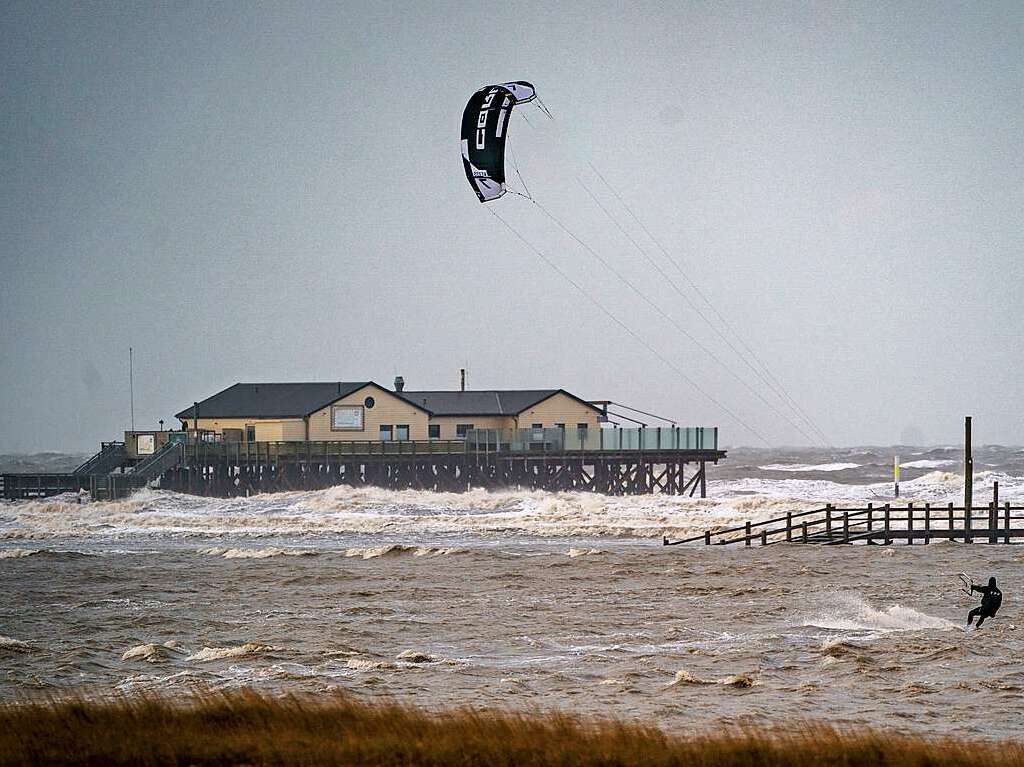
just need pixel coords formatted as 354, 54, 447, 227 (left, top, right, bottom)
186, 642, 270, 662
804, 592, 956, 633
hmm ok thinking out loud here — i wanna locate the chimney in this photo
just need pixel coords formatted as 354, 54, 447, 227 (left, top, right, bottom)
394, 375, 405, 393
460, 368, 466, 392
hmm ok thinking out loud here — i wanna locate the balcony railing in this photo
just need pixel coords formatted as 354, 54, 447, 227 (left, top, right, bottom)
465, 426, 718, 453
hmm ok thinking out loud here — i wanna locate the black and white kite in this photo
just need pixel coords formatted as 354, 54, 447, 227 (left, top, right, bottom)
460, 81, 536, 203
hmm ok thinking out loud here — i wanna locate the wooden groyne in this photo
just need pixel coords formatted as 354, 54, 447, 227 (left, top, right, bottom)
665, 484, 1019, 546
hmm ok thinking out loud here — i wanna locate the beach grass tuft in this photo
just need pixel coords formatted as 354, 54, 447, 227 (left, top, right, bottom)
0, 689, 1019, 766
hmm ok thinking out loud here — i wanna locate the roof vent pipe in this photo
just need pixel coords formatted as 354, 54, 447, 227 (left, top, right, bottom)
460, 368, 466, 392
394, 376, 405, 392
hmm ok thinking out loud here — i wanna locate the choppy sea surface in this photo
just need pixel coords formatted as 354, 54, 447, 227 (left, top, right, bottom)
3, 445, 1024, 737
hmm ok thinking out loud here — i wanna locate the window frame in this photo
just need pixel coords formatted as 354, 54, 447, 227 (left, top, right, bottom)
330, 405, 365, 431
379, 424, 393, 441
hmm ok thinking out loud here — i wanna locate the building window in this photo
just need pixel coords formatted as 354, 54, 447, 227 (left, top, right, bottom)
577, 423, 589, 431
428, 424, 440, 439
555, 423, 565, 430
395, 425, 410, 441
245, 425, 256, 442
364, 396, 375, 409
331, 406, 364, 431
532, 423, 543, 429
456, 423, 474, 438
379, 425, 393, 441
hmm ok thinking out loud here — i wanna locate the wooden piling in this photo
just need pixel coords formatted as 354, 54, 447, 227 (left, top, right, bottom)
965, 415, 973, 517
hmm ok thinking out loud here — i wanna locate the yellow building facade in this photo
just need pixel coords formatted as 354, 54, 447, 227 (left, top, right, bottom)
176, 382, 603, 443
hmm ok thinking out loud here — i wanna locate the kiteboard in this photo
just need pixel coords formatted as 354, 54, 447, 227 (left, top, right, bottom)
958, 572, 973, 597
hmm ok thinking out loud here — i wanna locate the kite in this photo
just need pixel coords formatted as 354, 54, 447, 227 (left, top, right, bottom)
460, 81, 536, 202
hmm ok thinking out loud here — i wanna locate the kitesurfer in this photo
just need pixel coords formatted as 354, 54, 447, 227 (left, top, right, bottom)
968, 576, 1002, 628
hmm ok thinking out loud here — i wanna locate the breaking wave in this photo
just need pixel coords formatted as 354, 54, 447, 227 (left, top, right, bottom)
2, 459, 1022, 542
187, 643, 272, 662
198, 547, 318, 559
759, 463, 860, 473
344, 545, 465, 559
0, 548, 41, 559
804, 592, 957, 633
0, 636, 32, 653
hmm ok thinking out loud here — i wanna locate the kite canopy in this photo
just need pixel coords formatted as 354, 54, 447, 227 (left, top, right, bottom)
460, 81, 536, 203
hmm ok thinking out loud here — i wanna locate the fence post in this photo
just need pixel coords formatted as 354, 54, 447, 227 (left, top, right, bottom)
989, 502, 997, 545
965, 500, 973, 544
843, 511, 849, 543
705, 530, 711, 546
825, 504, 833, 537
924, 502, 931, 544
1005, 501, 1011, 545
867, 502, 873, 533
745, 521, 751, 547
802, 521, 808, 543
884, 504, 891, 545
907, 502, 914, 545
786, 512, 792, 543
948, 502, 955, 540
761, 529, 767, 547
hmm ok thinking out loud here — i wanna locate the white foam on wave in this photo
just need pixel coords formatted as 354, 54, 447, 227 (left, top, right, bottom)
0, 548, 41, 559
198, 547, 318, 559
122, 641, 185, 663
900, 459, 955, 469
344, 545, 465, 559
187, 642, 271, 662
759, 463, 860, 473
567, 547, 605, 558
0, 635, 32, 653
805, 592, 956, 634
3, 468, 1023, 541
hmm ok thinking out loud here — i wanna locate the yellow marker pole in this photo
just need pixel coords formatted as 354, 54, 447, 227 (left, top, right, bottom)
894, 454, 901, 498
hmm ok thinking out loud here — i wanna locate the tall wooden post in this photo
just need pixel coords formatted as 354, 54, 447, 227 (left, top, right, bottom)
964, 416, 973, 518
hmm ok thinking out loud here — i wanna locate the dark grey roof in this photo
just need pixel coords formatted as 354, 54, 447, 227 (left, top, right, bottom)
175, 382, 371, 419
400, 389, 600, 417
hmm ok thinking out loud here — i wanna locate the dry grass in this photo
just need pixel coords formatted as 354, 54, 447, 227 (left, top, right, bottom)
0, 689, 1020, 767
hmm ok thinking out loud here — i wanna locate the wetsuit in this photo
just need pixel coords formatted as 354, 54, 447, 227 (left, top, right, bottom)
968, 578, 1002, 628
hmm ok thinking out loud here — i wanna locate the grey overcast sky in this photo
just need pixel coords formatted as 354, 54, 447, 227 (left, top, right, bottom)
1, 1, 1021, 451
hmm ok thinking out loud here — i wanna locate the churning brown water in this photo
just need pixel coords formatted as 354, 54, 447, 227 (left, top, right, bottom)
2, 446, 1022, 738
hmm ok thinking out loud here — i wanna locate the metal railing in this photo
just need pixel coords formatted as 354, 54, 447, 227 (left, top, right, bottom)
73, 442, 126, 475
466, 426, 718, 453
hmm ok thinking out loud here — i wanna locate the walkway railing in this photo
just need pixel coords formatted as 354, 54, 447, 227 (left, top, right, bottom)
665, 498, 1024, 546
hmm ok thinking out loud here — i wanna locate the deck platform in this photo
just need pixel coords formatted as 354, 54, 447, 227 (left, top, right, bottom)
3, 427, 725, 500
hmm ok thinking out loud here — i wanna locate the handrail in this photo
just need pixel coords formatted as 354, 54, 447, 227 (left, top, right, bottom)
664, 505, 829, 546
666, 500, 1024, 547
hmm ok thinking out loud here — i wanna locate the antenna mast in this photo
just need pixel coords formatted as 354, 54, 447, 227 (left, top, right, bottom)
129, 347, 135, 431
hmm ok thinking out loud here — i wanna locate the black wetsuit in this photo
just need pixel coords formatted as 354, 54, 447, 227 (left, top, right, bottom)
968, 579, 1002, 628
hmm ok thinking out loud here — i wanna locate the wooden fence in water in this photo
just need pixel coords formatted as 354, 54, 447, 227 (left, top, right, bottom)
665, 485, 1022, 546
